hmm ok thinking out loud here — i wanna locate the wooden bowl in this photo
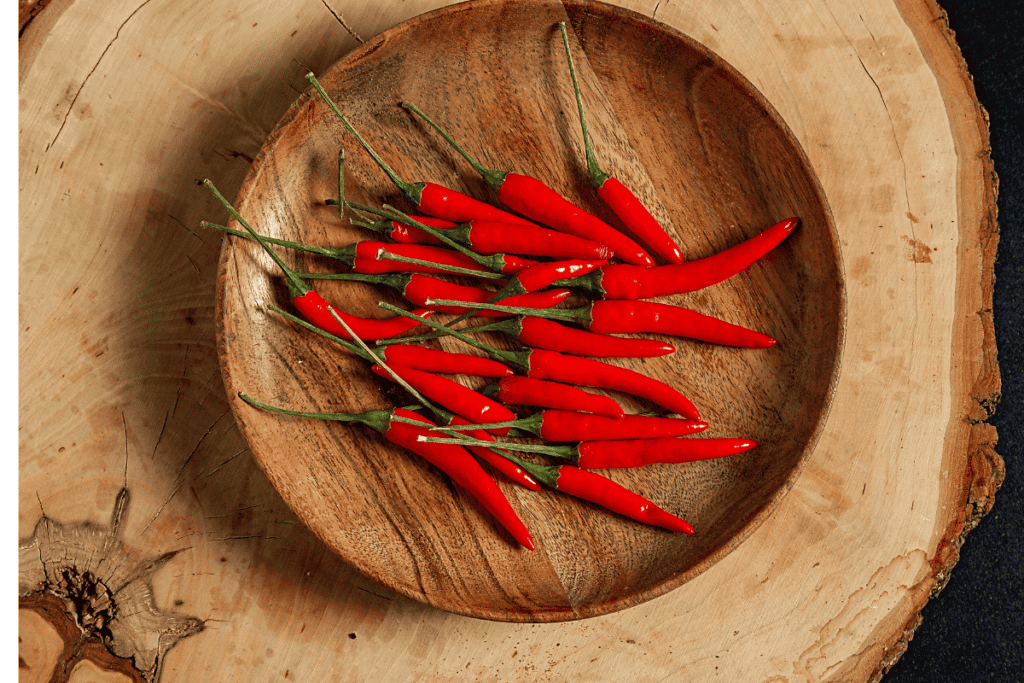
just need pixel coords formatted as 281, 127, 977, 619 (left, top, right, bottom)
216, 0, 844, 621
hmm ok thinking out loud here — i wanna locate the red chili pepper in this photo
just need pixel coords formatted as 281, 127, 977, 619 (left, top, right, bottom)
371, 364, 517, 436
426, 296, 775, 348
442, 220, 612, 260
560, 23, 684, 264
482, 376, 624, 419
356, 215, 458, 245
523, 348, 700, 420
555, 218, 800, 299
386, 316, 675, 359
378, 345, 512, 378
551, 466, 693, 533
444, 410, 707, 441
574, 437, 757, 469
202, 182, 432, 342
303, 271, 572, 318
402, 102, 654, 267
378, 304, 700, 417
441, 414, 541, 491
238, 393, 535, 549
306, 74, 535, 227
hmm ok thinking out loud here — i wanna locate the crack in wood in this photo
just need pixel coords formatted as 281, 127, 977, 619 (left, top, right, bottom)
19, 488, 203, 682
320, 0, 364, 44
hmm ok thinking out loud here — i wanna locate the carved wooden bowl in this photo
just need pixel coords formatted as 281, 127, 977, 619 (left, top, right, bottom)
216, 0, 844, 621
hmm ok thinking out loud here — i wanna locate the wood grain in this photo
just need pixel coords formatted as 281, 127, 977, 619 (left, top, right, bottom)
19, 0, 1000, 679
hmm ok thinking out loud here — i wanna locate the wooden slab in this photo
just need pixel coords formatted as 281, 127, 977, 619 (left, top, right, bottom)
18, 0, 1000, 680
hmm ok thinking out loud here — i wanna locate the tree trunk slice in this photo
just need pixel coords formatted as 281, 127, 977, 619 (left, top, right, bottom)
18, 0, 1001, 681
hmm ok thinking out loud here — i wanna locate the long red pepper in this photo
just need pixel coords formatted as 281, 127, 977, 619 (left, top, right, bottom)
302, 271, 572, 317
371, 364, 517, 436
424, 433, 755, 469
441, 413, 541, 491
379, 345, 512, 378
559, 23, 684, 264
240, 394, 534, 549
306, 73, 535, 227
203, 181, 432, 341
482, 376, 625, 419
553, 218, 800, 299
354, 215, 458, 246
437, 220, 612, 260
402, 101, 655, 267
382, 315, 676, 359
552, 466, 693, 533
441, 410, 707, 441
426, 297, 776, 348
380, 303, 702, 419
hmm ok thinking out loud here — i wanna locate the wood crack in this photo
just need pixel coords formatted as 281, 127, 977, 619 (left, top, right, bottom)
45, 0, 157, 154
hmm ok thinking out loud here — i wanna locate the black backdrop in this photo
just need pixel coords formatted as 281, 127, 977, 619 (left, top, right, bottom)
885, 2, 1022, 681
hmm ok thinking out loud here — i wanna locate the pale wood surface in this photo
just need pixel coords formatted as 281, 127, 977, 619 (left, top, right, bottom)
19, 0, 1000, 681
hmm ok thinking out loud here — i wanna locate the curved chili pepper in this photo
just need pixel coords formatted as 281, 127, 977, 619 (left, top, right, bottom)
379, 345, 512, 378
384, 316, 675, 359
356, 215, 458, 246
303, 271, 572, 318
371, 364, 517, 436
559, 23, 684, 264
482, 376, 624, 419
202, 182, 432, 342
426, 297, 775, 348
442, 410, 707, 441
402, 102, 654, 267
238, 393, 535, 549
306, 74, 535, 227
574, 437, 757, 469
379, 304, 700, 417
555, 218, 800, 299
551, 466, 693, 533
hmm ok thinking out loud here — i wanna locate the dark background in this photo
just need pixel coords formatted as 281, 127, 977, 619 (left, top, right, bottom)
885, 1, 1022, 681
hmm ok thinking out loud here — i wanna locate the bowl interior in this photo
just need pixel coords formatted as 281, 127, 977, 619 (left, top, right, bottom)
216, 0, 844, 621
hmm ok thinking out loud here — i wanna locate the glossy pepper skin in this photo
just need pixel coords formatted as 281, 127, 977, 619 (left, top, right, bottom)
559, 22, 684, 264
524, 349, 701, 420
483, 376, 625, 419
384, 410, 535, 549
401, 101, 654, 267
292, 291, 432, 342
378, 345, 513, 378
552, 466, 693, 534
585, 300, 776, 348
371, 364, 517, 436
558, 218, 800, 299
441, 220, 612, 260
574, 437, 757, 469
237, 394, 535, 550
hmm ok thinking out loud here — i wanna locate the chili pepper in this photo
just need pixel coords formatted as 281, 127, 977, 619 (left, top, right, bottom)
553, 218, 800, 299
426, 297, 776, 348
202, 181, 432, 341
440, 410, 706, 441
306, 73, 535, 227
371, 364, 517, 436
304, 271, 571, 317
559, 23, 684, 264
436, 220, 612, 260
402, 101, 655, 267
424, 433, 755, 470
240, 394, 534, 549
380, 315, 676, 359
422, 438, 693, 533
482, 376, 624, 419
439, 413, 541, 491
379, 345, 512, 378
380, 303, 701, 419
346, 201, 538, 275
354, 215, 458, 246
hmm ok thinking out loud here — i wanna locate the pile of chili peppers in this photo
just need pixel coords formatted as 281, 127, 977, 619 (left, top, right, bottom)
205, 23, 801, 551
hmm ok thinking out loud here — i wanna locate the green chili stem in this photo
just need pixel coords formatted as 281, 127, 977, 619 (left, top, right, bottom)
374, 319, 508, 346
375, 251, 504, 279
401, 101, 507, 191
306, 72, 426, 205
337, 148, 346, 217
417, 434, 573, 460
203, 180, 308, 299
202, 222, 338, 259
238, 392, 396, 432
426, 298, 586, 323
559, 22, 611, 188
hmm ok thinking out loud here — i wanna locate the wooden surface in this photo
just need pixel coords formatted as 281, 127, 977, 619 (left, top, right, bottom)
18, 0, 1001, 680
216, 0, 843, 622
